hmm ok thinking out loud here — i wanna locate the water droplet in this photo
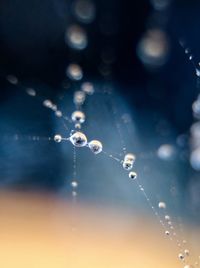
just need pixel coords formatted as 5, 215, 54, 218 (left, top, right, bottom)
157, 144, 176, 161
74, 91, 86, 105
70, 131, 87, 147
66, 64, 83, 81
65, 24, 88, 50
54, 134, 62, 143
71, 111, 86, 124
43, 99, 53, 109
6, 75, 18, 85
158, 202, 166, 209
165, 230, 170, 236
124, 153, 136, 163
71, 181, 78, 188
129, 171, 137, 180
73, 0, 96, 24
81, 82, 94, 95
122, 159, 133, 170
88, 140, 103, 154
178, 253, 184, 260
26, 88, 36, 96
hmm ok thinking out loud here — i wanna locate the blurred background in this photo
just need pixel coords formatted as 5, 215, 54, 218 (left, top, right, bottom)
0, 0, 200, 266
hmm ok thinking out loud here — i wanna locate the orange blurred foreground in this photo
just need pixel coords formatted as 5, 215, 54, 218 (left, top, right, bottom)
0, 191, 199, 268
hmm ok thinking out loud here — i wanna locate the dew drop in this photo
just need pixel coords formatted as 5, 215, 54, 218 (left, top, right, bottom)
88, 140, 103, 154
54, 134, 62, 143
70, 131, 87, 147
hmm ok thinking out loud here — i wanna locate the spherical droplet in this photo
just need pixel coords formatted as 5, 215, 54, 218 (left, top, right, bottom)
129, 171, 137, 180
66, 64, 83, 81
122, 159, 133, 171
88, 140, 103, 154
158, 202, 166, 209
178, 253, 184, 260
81, 82, 94, 95
124, 153, 136, 163
65, 24, 88, 50
54, 134, 62, 143
70, 131, 87, 147
71, 111, 86, 124
165, 230, 170, 236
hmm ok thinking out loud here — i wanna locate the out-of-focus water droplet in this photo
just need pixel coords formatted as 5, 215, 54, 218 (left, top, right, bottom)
184, 249, 190, 256
165, 230, 170, 236
81, 82, 94, 95
157, 144, 176, 161
55, 110, 63, 117
137, 29, 169, 68
158, 202, 166, 209
54, 134, 62, 143
6, 75, 18, 85
190, 148, 200, 171
26, 88, 36, 96
88, 140, 103, 154
70, 131, 87, 147
65, 24, 88, 50
150, 0, 171, 11
66, 64, 83, 81
73, 0, 96, 24
74, 91, 86, 105
71, 181, 78, 188
43, 99, 53, 108
165, 215, 171, 220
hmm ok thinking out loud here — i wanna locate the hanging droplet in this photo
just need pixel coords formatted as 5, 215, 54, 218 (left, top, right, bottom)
165, 230, 170, 236
54, 134, 62, 143
88, 140, 103, 154
178, 253, 184, 260
122, 159, 133, 170
129, 171, 137, 180
71, 111, 86, 124
70, 131, 87, 147
124, 153, 136, 163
